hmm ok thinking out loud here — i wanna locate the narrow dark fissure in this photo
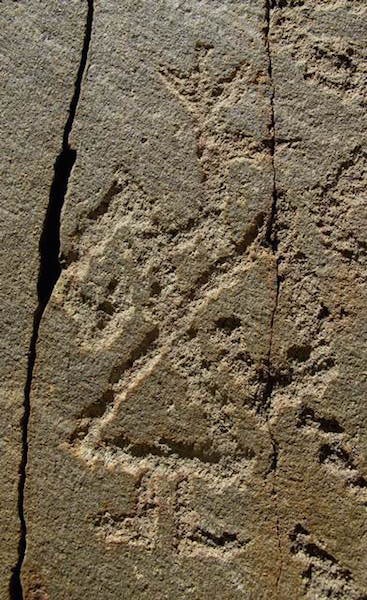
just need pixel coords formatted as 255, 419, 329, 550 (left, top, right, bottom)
262, 0, 280, 413
263, 1, 283, 595
264, 0, 277, 243
9, 2, 94, 598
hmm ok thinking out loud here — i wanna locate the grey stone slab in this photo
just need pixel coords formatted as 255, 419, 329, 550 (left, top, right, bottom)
0, 2, 85, 596
25, 1, 282, 597
2, 0, 365, 598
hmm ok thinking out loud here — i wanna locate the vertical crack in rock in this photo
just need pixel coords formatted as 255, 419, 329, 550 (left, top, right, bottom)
263, 0, 283, 594
9, 3, 94, 598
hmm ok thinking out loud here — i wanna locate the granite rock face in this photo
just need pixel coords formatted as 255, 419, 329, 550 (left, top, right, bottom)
1, 0, 366, 598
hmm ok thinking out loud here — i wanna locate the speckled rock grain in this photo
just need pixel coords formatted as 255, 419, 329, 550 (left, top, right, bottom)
3, 0, 367, 599
0, 2, 85, 596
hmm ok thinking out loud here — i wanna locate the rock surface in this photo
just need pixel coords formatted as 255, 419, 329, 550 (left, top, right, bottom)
2, 0, 366, 598
0, 2, 85, 596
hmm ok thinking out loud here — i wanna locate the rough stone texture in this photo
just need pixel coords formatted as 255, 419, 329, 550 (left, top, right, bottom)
0, 3, 85, 596
2, 0, 366, 598
269, 3, 367, 598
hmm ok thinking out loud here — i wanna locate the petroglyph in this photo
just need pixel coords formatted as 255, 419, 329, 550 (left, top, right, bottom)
8, 0, 366, 598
